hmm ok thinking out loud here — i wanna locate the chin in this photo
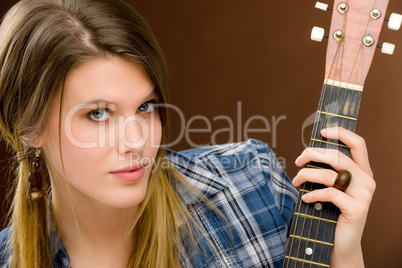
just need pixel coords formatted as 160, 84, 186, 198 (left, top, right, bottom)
104, 189, 148, 209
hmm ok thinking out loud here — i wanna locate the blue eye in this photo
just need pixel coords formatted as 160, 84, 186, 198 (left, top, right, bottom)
88, 108, 111, 121
137, 100, 157, 113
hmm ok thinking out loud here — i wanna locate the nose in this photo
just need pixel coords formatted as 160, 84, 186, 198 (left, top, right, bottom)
117, 115, 148, 158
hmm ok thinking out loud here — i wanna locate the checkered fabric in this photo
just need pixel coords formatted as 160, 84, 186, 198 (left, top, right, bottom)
166, 139, 298, 268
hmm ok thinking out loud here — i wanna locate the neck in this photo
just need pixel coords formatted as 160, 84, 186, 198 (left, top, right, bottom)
314, 79, 362, 136
51, 188, 137, 268
283, 80, 363, 267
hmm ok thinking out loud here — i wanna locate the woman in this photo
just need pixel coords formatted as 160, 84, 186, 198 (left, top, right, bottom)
0, 0, 375, 267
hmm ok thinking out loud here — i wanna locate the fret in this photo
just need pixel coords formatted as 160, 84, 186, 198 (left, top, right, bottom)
311, 112, 357, 142
310, 114, 354, 146
292, 211, 337, 242
300, 181, 328, 192
289, 235, 334, 246
298, 186, 339, 223
284, 256, 330, 268
300, 189, 311, 193
309, 140, 351, 157
305, 164, 326, 169
283, 83, 356, 267
310, 138, 349, 148
306, 162, 335, 171
286, 236, 333, 266
311, 84, 362, 140
317, 110, 357, 121
285, 83, 364, 267
293, 212, 337, 224
285, 182, 337, 267
318, 83, 362, 119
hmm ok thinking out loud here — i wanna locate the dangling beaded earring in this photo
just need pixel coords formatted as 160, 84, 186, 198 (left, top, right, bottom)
26, 148, 46, 202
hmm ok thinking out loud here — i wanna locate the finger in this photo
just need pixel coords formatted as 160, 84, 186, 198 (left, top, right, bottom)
296, 147, 355, 172
295, 148, 376, 197
302, 187, 370, 222
293, 168, 337, 188
320, 127, 372, 176
301, 187, 355, 215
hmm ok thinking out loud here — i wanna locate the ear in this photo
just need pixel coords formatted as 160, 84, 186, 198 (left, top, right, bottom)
23, 132, 44, 149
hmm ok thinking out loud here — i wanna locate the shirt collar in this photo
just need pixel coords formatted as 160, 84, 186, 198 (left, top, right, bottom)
165, 148, 229, 206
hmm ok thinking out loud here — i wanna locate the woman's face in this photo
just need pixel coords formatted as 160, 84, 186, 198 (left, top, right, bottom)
40, 56, 162, 210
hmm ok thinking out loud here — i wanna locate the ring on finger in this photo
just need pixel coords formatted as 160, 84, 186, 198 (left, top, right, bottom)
333, 169, 352, 191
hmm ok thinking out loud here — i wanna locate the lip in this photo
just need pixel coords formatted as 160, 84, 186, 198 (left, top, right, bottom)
110, 164, 148, 182
111, 164, 146, 173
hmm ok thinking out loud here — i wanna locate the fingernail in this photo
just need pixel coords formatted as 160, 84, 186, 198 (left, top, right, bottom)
321, 128, 331, 135
292, 176, 297, 186
295, 156, 301, 165
302, 193, 309, 202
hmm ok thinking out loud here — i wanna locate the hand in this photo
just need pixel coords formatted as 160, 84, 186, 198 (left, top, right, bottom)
292, 127, 375, 267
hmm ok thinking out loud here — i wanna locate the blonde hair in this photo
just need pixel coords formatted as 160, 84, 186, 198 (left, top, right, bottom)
0, 0, 218, 267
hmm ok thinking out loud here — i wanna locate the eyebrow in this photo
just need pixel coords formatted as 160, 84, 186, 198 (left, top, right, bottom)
80, 89, 157, 107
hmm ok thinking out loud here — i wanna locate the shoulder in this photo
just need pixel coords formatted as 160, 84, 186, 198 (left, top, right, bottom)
165, 139, 275, 191
166, 139, 280, 174
165, 139, 297, 208
168, 138, 271, 158
0, 227, 11, 266
169, 140, 298, 267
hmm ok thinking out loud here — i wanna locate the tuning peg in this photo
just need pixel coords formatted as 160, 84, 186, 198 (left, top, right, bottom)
315, 2, 329, 11
311, 27, 327, 42
387, 13, 402, 31
378, 42, 395, 55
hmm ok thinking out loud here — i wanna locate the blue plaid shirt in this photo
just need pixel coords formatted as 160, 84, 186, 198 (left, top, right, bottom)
0, 139, 297, 267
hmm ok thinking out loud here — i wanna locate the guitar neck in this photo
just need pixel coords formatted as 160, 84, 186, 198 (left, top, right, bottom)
283, 80, 363, 267
310, 79, 362, 156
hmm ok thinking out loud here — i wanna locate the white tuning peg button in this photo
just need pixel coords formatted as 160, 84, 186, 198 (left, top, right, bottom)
311, 27, 325, 42
388, 13, 402, 30
381, 42, 395, 55
315, 2, 329, 11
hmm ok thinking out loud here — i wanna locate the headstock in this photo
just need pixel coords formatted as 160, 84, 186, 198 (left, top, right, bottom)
311, 0, 401, 87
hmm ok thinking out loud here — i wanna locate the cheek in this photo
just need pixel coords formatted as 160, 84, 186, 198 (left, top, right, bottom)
42, 115, 103, 179
67, 112, 106, 146
63, 148, 105, 179
61, 117, 109, 170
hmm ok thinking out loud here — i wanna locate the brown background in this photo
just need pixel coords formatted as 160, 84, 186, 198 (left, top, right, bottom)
0, 0, 401, 267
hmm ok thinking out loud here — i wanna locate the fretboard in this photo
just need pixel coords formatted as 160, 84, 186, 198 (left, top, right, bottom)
283, 81, 363, 268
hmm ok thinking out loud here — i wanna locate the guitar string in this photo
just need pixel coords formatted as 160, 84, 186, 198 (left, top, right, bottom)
308, 13, 348, 266
285, 14, 347, 266
308, 0, 377, 265
340, 0, 377, 122
305, 42, 344, 267
322, 0, 377, 261
305, 0, 358, 264
298, 4, 350, 265
287, 23, 345, 268
307, 61, 342, 266
285, 0, 378, 265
